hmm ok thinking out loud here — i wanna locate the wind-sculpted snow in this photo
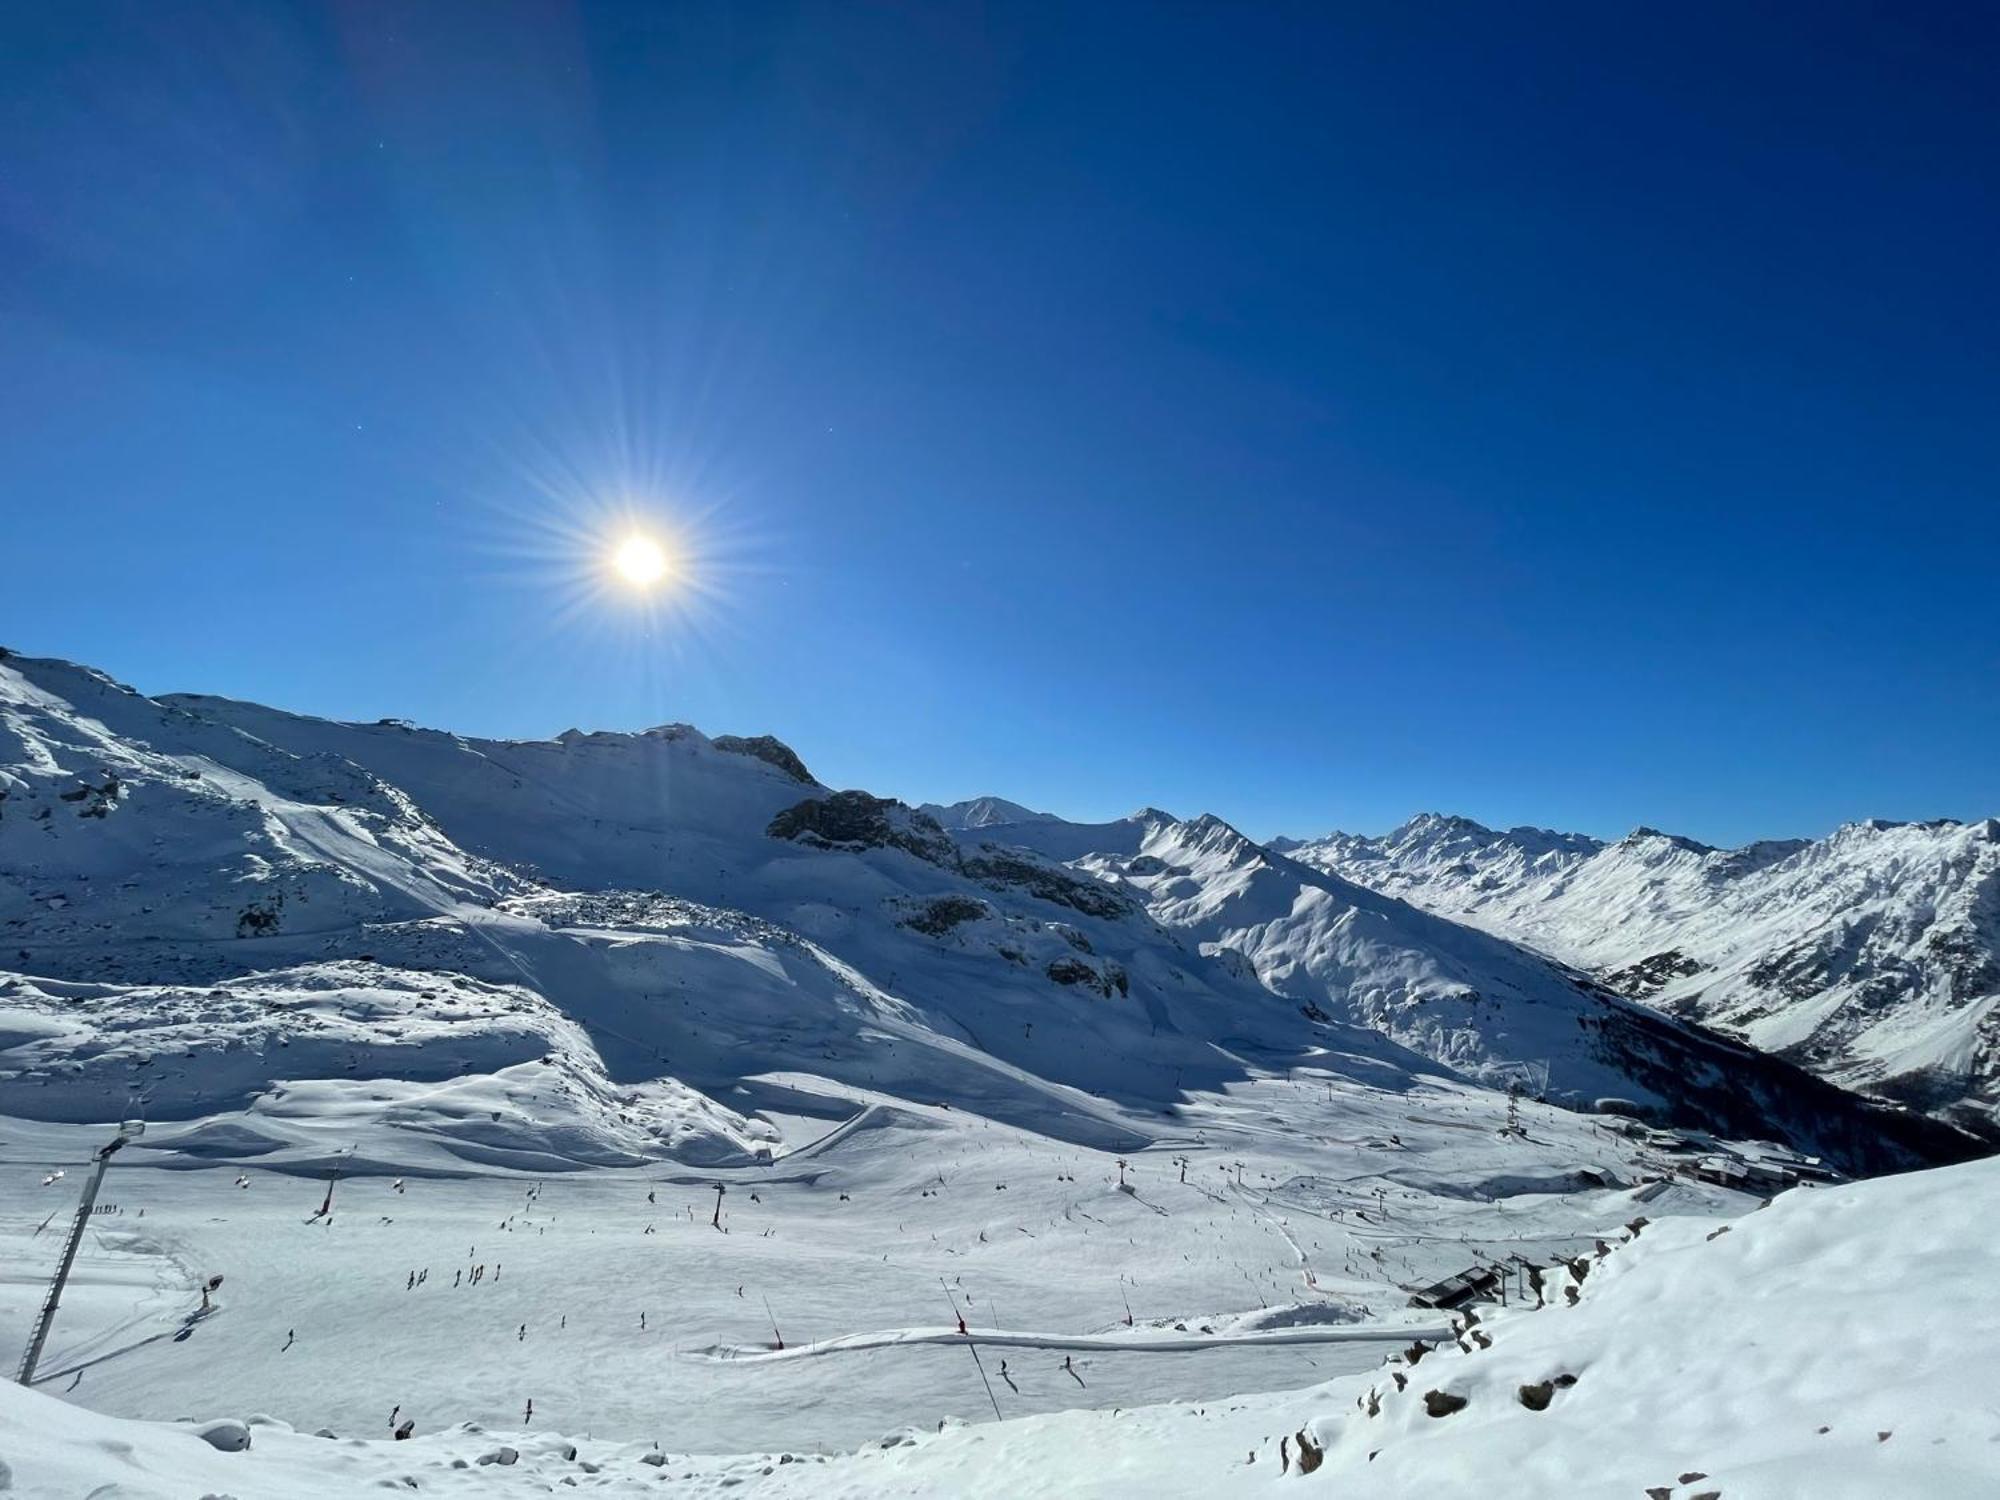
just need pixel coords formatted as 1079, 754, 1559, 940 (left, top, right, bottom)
1289, 811, 2000, 1132
0, 962, 775, 1168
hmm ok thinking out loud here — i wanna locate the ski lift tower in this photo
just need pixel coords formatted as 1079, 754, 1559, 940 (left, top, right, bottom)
15, 1117, 145, 1386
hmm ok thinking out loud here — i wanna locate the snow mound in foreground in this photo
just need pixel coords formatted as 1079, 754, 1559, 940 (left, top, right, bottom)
1294, 1152, 2000, 1497
5, 1157, 1994, 1498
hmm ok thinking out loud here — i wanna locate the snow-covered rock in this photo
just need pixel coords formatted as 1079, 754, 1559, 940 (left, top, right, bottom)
918, 796, 1063, 830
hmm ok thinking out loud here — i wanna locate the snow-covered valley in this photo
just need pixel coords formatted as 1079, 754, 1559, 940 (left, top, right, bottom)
2, 649, 1994, 1496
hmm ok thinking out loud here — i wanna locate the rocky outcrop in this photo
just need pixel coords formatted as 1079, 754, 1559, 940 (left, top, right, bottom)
712, 734, 814, 785
767, 792, 956, 865
960, 849, 1132, 919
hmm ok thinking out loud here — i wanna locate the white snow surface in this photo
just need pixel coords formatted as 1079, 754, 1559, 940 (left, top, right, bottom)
2, 1151, 1992, 1497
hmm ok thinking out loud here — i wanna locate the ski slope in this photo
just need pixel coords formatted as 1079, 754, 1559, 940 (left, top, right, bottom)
3, 1146, 1994, 1497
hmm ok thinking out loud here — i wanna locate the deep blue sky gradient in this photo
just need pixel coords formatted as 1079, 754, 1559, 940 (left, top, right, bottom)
4, 2, 1996, 844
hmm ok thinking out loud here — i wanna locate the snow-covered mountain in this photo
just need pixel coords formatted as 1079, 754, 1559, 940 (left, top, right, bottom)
7, 646, 1998, 1497
1285, 812, 2000, 1134
917, 796, 1062, 830
920, 805, 1981, 1166
0, 648, 1973, 1175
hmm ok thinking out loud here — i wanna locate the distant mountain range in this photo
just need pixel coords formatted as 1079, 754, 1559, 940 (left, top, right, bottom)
1, 648, 1986, 1176
1279, 812, 2000, 1134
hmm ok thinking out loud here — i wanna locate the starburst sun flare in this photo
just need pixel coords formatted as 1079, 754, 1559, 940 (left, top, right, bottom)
612, 532, 671, 588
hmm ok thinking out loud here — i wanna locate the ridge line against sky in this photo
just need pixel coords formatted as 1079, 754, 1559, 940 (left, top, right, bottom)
4, 640, 1989, 852
3, 3, 1996, 848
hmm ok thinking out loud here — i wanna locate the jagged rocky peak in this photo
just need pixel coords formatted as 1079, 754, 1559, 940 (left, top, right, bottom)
1177, 811, 1265, 860
1619, 826, 1717, 855
1386, 813, 1603, 860
1394, 811, 1495, 840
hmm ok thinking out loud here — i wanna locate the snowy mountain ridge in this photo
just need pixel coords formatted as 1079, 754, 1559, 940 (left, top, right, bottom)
2, 646, 1977, 1173
1282, 810, 2000, 1132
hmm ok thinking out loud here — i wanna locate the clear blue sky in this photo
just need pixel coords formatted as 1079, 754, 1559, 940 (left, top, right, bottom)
4, 2, 1995, 846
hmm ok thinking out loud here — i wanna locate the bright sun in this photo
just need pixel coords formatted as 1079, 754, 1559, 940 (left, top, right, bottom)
612, 533, 670, 588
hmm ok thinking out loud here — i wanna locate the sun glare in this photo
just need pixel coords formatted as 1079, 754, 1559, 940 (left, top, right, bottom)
613, 533, 670, 588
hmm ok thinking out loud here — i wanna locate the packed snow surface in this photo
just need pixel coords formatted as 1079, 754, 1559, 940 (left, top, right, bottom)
3, 1151, 1993, 1496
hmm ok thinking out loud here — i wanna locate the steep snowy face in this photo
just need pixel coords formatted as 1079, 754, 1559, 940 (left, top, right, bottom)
1291, 815, 1797, 965
947, 810, 1979, 1170
0, 655, 523, 957
165, 690, 1454, 1120
1289, 814, 2000, 1131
